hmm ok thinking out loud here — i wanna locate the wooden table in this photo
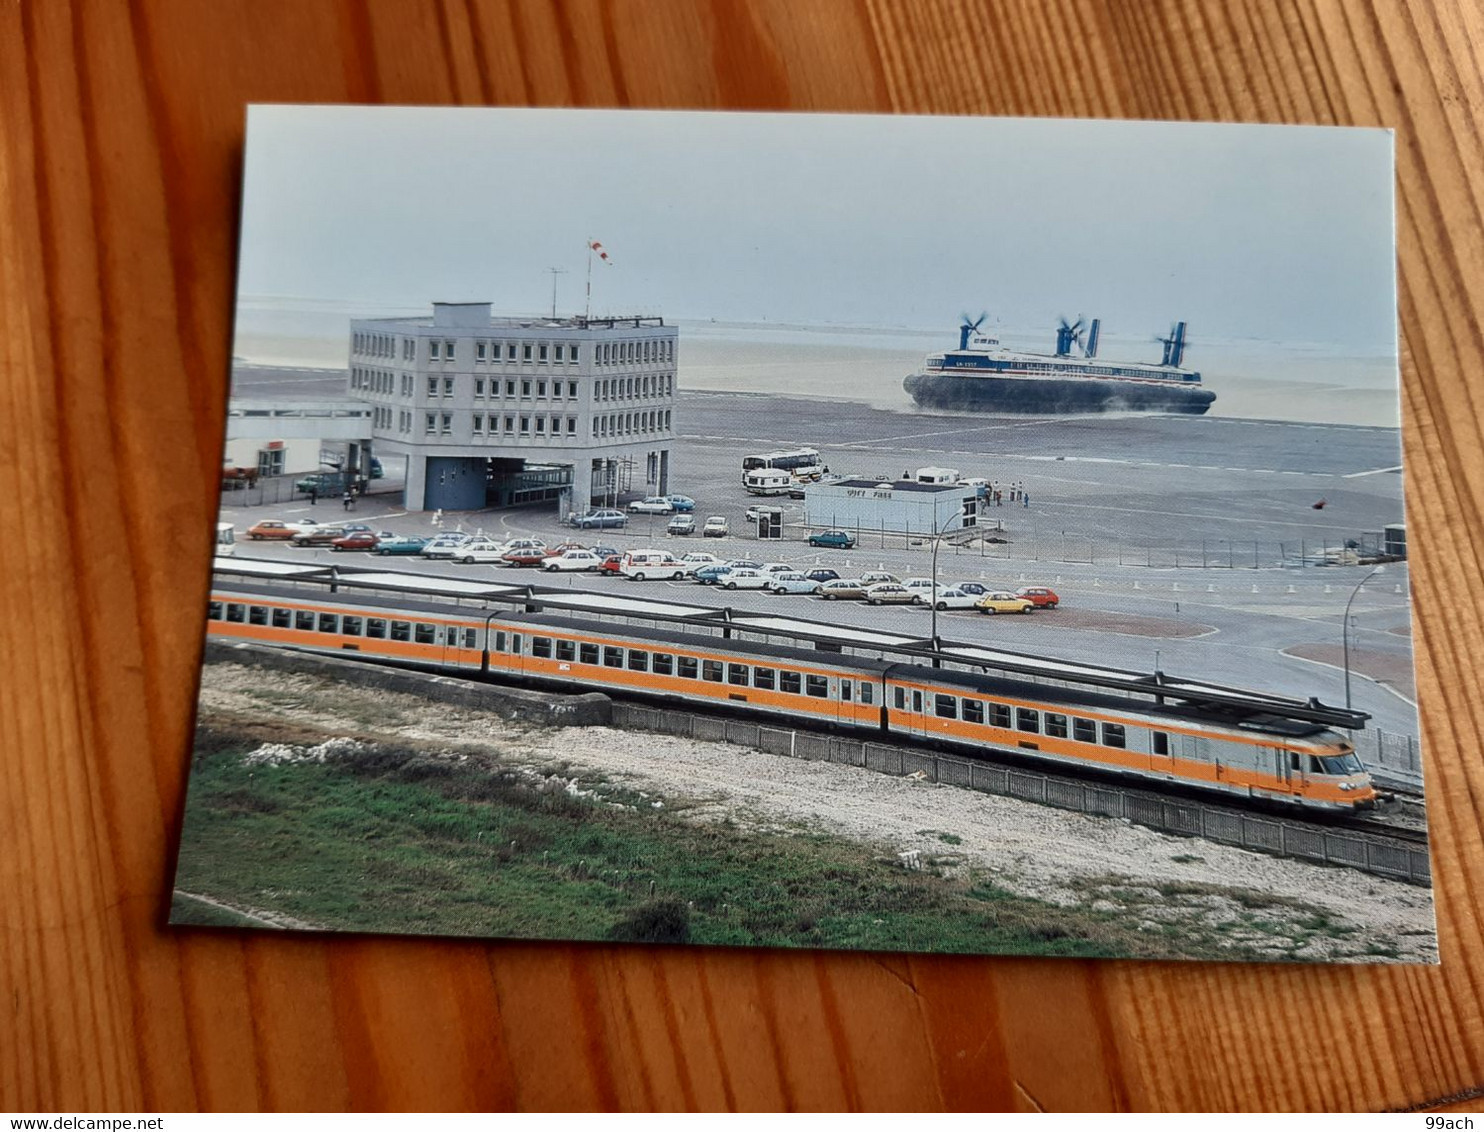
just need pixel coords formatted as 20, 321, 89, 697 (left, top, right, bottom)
3, 0, 1482, 1112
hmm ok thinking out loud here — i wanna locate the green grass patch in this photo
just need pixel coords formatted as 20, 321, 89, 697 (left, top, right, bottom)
171, 720, 1344, 960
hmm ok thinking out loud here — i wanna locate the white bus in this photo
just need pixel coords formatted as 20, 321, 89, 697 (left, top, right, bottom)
741, 448, 824, 485
743, 469, 794, 496
216, 522, 236, 556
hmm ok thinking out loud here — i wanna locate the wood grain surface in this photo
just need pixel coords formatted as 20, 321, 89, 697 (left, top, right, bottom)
3, 0, 1483, 1112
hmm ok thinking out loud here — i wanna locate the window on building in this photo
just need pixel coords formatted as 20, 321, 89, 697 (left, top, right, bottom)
425, 413, 437, 434
567, 417, 577, 434
443, 377, 454, 397
523, 344, 532, 362
505, 380, 515, 397
427, 376, 438, 396
569, 345, 579, 364
521, 381, 531, 397
474, 378, 485, 397
504, 415, 514, 433
519, 416, 530, 434
472, 414, 484, 434
441, 413, 452, 435
506, 342, 516, 360
554, 344, 564, 362
568, 381, 577, 397
429, 340, 440, 361
444, 340, 454, 359
537, 381, 547, 397
476, 341, 487, 361
539, 344, 548, 362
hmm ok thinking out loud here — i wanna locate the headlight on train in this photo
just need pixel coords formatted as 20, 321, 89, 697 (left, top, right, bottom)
1339, 783, 1356, 791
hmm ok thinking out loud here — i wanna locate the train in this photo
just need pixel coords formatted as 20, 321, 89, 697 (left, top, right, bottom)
205, 569, 1378, 812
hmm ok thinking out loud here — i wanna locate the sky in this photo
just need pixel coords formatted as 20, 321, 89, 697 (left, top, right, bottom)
238, 106, 1397, 353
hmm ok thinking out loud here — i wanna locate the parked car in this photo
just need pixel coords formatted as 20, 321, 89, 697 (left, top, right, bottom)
575, 509, 627, 530
953, 581, 989, 596
918, 585, 981, 610
808, 530, 856, 549
859, 570, 900, 587
420, 533, 476, 558
597, 554, 624, 575
721, 568, 771, 591
502, 545, 552, 567
374, 536, 428, 556
805, 568, 840, 584
544, 549, 604, 572
620, 550, 687, 580
865, 583, 918, 606
702, 516, 729, 538
246, 520, 305, 541
291, 524, 368, 547
542, 541, 589, 560
590, 545, 621, 560
818, 579, 868, 600
900, 578, 937, 598
758, 563, 796, 576
628, 496, 675, 514
667, 515, 696, 536
744, 505, 767, 523
692, 564, 734, 585
768, 572, 822, 595
448, 537, 511, 564
1016, 586, 1061, 609
976, 591, 1036, 614
665, 495, 697, 513
786, 487, 807, 500
330, 531, 380, 552
678, 552, 722, 575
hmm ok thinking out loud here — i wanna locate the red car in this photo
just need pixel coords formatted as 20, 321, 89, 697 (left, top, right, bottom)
246, 520, 302, 541
597, 554, 624, 575
331, 532, 380, 551
501, 547, 551, 567
542, 542, 589, 560
1016, 586, 1060, 609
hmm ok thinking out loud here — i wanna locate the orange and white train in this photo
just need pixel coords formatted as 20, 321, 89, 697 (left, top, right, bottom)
206, 572, 1378, 812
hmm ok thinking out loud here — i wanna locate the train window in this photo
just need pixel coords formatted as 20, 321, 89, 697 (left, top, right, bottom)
990, 703, 1011, 729
841, 680, 852, 703
342, 616, 363, 636
367, 618, 388, 639
463, 629, 477, 650
319, 613, 340, 633
962, 699, 983, 724
702, 660, 724, 682
288, 609, 312, 631
1045, 713, 1068, 739
893, 686, 905, 709
652, 653, 673, 676
603, 647, 624, 668
390, 621, 411, 642
410, 623, 432, 644
511, 634, 522, 653
207, 601, 223, 620
1152, 730, 1169, 756
859, 682, 873, 705
781, 671, 802, 695
226, 603, 246, 623
532, 637, 553, 659
806, 675, 828, 698
753, 667, 775, 690
935, 695, 957, 719
579, 642, 599, 665
272, 608, 291, 629
728, 664, 748, 686
556, 639, 576, 662
629, 651, 649, 672
1321, 753, 1365, 774
495, 631, 507, 651
1307, 755, 1324, 774
912, 690, 923, 713
677, 656, 699, 679
249, 606, 269, 626
1101, 722, 1126, 748
1017, 708, 1040, 733
1073, 717, 1096, 743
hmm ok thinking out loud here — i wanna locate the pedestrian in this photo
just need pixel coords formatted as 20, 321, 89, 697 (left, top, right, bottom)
1023, 490, 1030, 508
342, 491, 352, 512
308, 486, 317, 506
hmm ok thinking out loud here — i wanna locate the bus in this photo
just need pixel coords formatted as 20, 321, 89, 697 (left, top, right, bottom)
216, 522, 236, 556
740, 448, 824, 485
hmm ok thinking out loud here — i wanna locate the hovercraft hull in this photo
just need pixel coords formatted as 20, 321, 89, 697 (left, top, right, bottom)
903, 371, 1216, 415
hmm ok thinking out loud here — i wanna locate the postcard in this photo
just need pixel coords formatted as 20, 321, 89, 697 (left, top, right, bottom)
175, 107, 1433, 962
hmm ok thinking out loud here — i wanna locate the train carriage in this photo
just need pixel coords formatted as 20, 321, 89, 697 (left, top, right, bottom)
204, 569, 1376, 812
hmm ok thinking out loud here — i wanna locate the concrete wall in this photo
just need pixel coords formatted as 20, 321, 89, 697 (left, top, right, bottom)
421, 455, 489, 511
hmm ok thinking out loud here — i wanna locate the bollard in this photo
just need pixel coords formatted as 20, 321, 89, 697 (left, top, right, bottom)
1286, 584, 1296, 594
1172, 582, 1180, 592
1206, 584, 1215, 593
1251, 584, 1259, 593
1094, 578, 1101, 587
1133, 580, 1141, 590
1394, 583, 1404, 594
1324, 584, 1332, 594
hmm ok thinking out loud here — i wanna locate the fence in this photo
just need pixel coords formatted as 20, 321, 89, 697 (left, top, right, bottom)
1364, 727, 1424, 789
220, 475, 401, 509
614, 704, 1431, 887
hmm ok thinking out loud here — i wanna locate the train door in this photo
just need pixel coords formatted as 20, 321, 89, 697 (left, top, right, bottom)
890, 682, 930, 740
837, 674, 855, 728
442, 623, 477, 672
490, 625, 524, 676
1151, 729, 1176, 778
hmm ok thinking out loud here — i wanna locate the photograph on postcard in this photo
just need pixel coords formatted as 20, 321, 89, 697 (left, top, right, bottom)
174, 107, 1433, 962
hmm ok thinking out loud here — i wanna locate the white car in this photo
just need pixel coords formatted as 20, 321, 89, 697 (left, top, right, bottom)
745, 505, 767, 523
768, 572, 821, 595
720, 568, 771, 590
449, 537, 512, 564
758, 563, 796, 576
901, 578, 937, 597
864, 582, 918, 605
420, 533, 476, 558
917, 585, 981, 610
543, 549, 603, 572
702, 516, 729, 538
678, 552, 722, 575
628, 496, 676, 514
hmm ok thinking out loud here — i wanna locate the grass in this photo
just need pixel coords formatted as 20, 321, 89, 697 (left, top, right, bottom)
172, 718, 1365, 960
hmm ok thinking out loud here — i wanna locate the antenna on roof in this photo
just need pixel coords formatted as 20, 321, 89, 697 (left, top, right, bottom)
546, 267, 568, 319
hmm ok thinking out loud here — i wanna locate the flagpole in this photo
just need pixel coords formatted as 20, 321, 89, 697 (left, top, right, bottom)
585, 239, 592, 320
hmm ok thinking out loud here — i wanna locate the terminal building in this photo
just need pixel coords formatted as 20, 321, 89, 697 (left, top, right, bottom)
803, 478, 981, 537
346, 302, 678, 514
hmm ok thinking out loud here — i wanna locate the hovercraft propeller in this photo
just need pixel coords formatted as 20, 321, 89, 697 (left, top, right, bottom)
958, 311, 988, 350
1056, 314, 1085, 356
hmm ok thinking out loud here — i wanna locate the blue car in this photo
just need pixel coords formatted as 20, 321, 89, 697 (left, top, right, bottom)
374, 536, 429, 556
693, 564, 733, 585
665, 495, 697, 513
807, 530, 857, 549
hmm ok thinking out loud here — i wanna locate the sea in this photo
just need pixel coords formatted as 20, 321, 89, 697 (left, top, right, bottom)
232, 298, 1403, 430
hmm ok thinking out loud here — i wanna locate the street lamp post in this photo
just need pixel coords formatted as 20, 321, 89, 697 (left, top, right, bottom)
928, 508, 965, 652
1342, 564, 1386, 710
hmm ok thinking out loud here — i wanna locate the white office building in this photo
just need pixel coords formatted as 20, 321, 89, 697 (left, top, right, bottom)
347, 302, 678, 514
